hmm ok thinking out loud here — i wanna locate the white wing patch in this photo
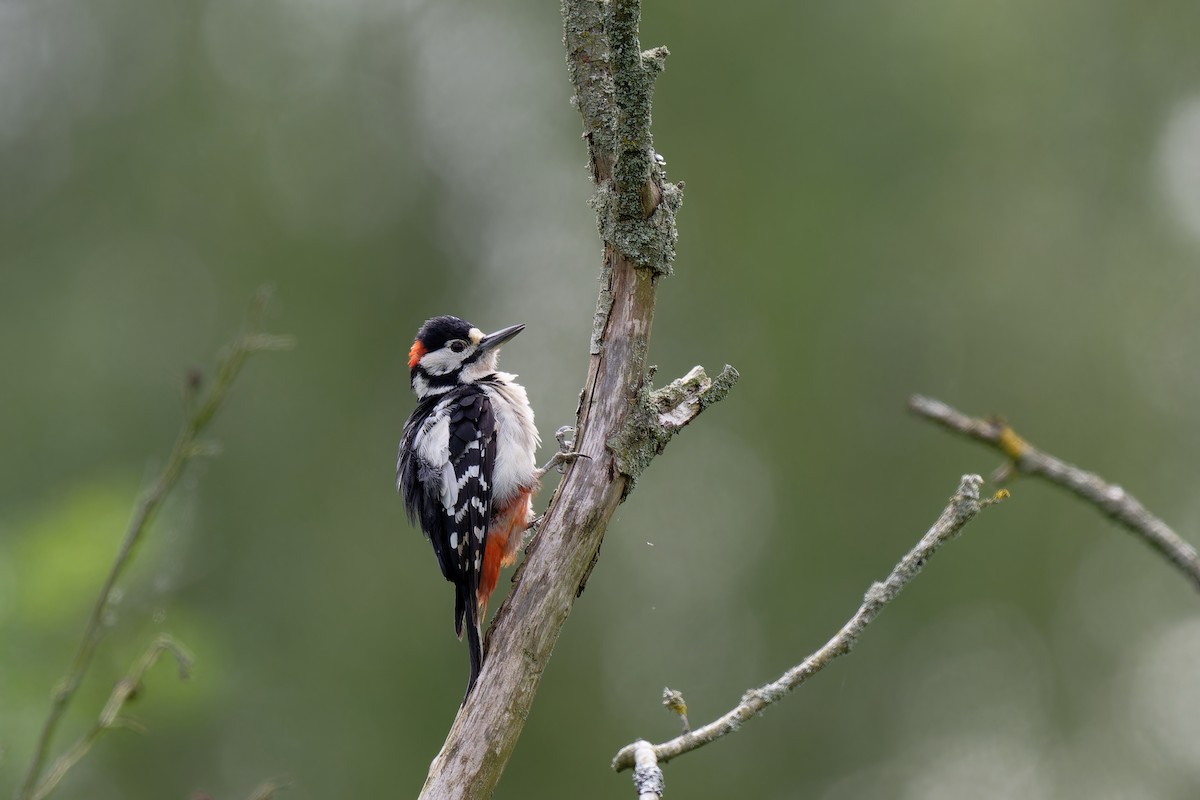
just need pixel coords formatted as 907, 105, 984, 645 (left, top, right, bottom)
415, 413, 459, 515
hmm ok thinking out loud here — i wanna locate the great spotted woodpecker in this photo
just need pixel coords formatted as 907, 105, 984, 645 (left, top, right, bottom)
397, 315, 546, 700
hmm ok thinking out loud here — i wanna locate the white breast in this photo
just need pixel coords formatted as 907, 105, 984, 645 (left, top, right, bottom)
482, 373, 540, 503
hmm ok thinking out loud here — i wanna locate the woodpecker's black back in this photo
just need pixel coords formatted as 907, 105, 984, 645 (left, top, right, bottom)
398, 382, 498, 698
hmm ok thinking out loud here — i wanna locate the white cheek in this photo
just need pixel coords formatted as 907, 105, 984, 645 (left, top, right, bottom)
420, 349, 462, 375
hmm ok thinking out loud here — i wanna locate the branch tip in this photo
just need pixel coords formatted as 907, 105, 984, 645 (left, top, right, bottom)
609, 364, 738, 496
662, 687, 689, 733
612, 474, 997, 774
984, 488, 1012, 507
956, 473, 984, 502
641, 46, 669, 72
911, 394, 1200, 593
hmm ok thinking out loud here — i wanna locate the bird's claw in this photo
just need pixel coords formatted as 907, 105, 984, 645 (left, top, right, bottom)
534, 426, 588, 479
534, 449, 588, 480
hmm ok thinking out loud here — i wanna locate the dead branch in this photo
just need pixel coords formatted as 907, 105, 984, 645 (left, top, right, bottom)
612, 475, 1003, 783
415, 0, 736, 797
909, 394, 1200, 592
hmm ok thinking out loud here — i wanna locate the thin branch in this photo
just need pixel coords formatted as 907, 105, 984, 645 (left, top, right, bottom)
416, 0, 736, 796
29, 635, 193, 800
630, 741, 664, 800
909, 394, 1200, 593
613, 474, 1001, 773
17, 287, 293, 800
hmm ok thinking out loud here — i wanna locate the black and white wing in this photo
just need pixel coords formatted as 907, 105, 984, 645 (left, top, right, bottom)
397, 385, 496, 695
443, 388, 496, 631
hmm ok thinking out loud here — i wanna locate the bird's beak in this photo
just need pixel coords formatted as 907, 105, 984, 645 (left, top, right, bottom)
477, 323, 525, 352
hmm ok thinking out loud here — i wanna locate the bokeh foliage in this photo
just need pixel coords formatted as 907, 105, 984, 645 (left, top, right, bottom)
3, 0, 1200, 797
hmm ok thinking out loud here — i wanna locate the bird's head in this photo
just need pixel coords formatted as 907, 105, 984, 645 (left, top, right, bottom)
408, 315, 524, 398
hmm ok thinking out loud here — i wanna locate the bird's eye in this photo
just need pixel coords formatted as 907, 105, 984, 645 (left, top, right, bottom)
449, 340, 467, 353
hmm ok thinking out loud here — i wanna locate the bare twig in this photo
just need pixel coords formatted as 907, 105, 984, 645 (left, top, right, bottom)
17, 287, 292, 800
29, 636, 193, 800
661, 687, 689, 734
416, 1, 736, 796
612, 474, 1001, 773
909, 394, 1200, 593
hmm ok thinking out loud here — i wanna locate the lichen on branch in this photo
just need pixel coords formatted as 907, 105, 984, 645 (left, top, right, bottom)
608, 365, 740, 496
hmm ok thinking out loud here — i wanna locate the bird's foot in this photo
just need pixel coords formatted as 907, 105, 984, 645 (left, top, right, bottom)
522, 513, 546, 547
533, 426, 589, 480
534, 450, 588, 481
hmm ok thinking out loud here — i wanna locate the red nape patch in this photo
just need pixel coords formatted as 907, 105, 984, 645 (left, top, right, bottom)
407, 340, 426, 368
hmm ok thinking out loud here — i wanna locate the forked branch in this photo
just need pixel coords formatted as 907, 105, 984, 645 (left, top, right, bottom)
612, 475, 1004, 783
28, 636, 193, 800
416, 0, 737, 796
17, 288, 292, 800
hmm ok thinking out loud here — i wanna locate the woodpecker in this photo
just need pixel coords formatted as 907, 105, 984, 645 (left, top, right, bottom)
397, 315, 544, 701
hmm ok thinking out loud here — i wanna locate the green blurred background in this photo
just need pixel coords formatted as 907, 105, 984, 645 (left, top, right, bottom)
4, 0, 1200, 797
